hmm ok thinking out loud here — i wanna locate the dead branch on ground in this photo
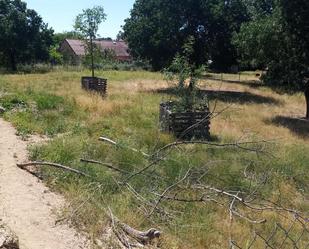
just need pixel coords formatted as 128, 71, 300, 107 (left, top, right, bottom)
81, 158, 130, 174
99, 136, 150, 157
17, 161, 90, 177
107, 208, 161, 248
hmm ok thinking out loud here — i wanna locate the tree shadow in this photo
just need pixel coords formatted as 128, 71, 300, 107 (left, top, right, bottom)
202, 75, 264, 89
201, 90, 281, 105
267, 116, 309, 138
156, 88, 281, 105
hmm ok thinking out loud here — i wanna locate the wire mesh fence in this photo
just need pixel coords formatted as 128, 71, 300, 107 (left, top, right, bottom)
231, 215, 309, 249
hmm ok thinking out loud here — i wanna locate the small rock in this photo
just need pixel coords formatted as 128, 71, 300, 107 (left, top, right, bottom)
0, 106, 5, 114
0, 223, 19, 249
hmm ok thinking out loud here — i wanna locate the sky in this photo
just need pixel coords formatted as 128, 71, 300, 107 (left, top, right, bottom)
24, 0, 135, 39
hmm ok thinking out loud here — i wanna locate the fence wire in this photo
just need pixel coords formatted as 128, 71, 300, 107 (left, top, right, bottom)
231, 215, 309, 249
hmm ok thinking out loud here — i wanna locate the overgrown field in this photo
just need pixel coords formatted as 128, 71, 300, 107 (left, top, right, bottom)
0, 70, 308, 248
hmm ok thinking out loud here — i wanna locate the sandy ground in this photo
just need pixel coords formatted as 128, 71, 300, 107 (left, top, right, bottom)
0, 118, 90, 249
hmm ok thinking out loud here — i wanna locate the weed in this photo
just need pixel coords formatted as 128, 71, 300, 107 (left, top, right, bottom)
1, 70, 308, 248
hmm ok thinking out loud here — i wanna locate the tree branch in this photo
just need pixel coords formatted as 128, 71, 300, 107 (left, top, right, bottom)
17, 161, 90, 177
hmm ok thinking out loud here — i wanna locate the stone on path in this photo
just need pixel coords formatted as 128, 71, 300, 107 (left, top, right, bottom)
0, 223, 19, 249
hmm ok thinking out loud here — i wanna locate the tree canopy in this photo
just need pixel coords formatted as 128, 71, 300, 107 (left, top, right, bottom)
234, 0, 309, 118
74, 6, 106, 40
0, 0, 53, 71
123, 0, 248, 71
53, 31, 83, 46
74, 6, 106, 77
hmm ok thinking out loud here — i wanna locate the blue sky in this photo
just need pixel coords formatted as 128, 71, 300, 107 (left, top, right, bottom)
24, 0, 135, 39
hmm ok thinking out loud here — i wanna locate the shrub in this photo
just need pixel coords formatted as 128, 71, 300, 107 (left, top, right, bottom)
33, 93, 64, 111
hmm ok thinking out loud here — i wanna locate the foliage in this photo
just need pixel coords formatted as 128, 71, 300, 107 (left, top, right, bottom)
49, 46, 63, 65
52, 31, 83, 46
74, 6, 106, 77
164, 37, 208, 112
0, 89, 77, 136
279, 0, 309, 83
116, 30, 124, 41
242, 0, 276, 19
82, 46, 116, 68
74, 6, 106, 39
233, 0, 309, 117
15, 63, 54, 74
232, 7, 283, 69
235, 0, 308, 91
0, 0, 54, 71
1, 70, 308, 248
123, 0, 249, 71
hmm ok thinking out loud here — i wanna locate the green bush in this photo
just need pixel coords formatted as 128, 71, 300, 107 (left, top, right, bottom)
16, 64, 54, 74
33, 92, 64, 110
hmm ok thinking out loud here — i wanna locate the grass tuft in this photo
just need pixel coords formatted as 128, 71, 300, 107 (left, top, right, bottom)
1, 69, 308, 248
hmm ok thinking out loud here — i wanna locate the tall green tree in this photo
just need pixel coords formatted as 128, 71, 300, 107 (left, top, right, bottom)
49, 31, 83, 65
123, 0, 248, 71
0, 0, 53, 71
234, 0, 309, 118
74, 6, 106, 77
280, 0, 309, 119
53, 31, 83, 46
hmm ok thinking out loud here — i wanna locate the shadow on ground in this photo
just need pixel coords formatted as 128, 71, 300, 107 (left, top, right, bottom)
201, 90, 281, 105
202, 75, 264, 89
156, 88, 281, 105
267, 116, 309, 138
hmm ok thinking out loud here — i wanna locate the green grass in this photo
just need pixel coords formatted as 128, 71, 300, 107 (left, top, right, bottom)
0, 69, 308, 248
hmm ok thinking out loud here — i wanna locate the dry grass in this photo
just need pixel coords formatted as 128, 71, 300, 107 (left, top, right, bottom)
200, 73, 308, 145
3, 70, 307, 145
1, 70, 308, 249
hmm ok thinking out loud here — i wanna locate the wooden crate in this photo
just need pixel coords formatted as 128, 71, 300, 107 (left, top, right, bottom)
81, 77, 107, 95
160, 101, 210, 139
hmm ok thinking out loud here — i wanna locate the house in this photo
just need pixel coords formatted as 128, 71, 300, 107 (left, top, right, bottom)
59, 39, 132, 64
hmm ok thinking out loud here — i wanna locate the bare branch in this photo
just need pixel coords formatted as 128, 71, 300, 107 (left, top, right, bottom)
148, 168, 192, 216
152, 139, 274, 157
99, 136, 150, 157
17, 161, 90, 177
106, 208, 161, 247
81, 158, 129, 174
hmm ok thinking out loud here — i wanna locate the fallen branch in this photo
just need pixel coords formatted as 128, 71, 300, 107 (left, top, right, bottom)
153, 139, 274, 157
80, 159, 129, 174
17, 161, 90, 177
81, 159, 163, 181
148, 168, 192, 216
126, 184, 173, 219
107, 208, 161, 247
99, 136, 150, 157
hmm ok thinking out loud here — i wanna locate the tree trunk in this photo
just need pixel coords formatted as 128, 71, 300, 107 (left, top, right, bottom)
90, 36, 95, 78
9, 51, 17, 72
305, 84, 309, 119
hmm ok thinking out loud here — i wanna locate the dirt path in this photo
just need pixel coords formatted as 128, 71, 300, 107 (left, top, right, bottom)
0, 118, 90, 249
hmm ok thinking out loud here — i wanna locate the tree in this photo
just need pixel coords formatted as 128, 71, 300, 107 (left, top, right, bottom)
165, 36, 208, 112
232, 6, 283, 69
49, 31, 83, 65
74, 6, 106, 77
280, 0, 309, 119
53, 31, 83, 46
123, 0, 248, 71
234, 0, 309, 118
49, 46, 63, 65
0, 0, 54, 71
116, 31, 124, 41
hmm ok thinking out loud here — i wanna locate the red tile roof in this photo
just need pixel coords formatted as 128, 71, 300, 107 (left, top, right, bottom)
65, 39, 131, 59
65, 39, 85, 56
